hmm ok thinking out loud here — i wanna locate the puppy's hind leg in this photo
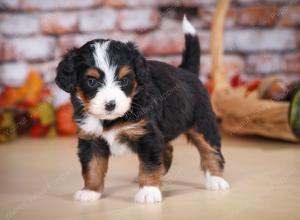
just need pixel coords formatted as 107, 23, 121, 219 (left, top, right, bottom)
186, 126, 230, 191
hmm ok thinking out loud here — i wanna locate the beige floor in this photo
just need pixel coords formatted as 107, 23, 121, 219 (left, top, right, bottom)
0, 134, 299, 220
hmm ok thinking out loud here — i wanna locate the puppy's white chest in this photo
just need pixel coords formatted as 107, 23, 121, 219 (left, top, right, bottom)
102, 129, 133, 156
78, 114, 103, 136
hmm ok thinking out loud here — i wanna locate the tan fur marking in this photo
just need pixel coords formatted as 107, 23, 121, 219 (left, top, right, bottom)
187, 128, 223, 176
118, 65, 131, 79
131, 80, 138, 97
86, 68, 100, 79
83, 156, 108, 192
138, 161, 163, 187
120, 122, 147, 140
105, 119, 147, 140
77, 128, 98, 140
76, 86, 89, 108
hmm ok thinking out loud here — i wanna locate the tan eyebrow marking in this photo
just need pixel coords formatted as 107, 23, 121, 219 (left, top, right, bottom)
118, 65, 131, 80
85, 68, 100, 79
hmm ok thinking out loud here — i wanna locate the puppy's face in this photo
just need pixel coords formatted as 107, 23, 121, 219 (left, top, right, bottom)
77, 41, 137, 120
56, 39, 145, 120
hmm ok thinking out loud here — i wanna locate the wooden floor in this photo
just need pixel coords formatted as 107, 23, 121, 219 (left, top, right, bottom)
0, 134, 299, 220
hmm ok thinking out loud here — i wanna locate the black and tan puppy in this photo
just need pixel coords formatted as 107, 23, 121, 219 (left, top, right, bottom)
55, 16, 229, 204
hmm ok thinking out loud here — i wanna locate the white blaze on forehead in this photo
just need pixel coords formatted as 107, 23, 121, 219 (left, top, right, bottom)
90, 41, 131, 120
92, 41, 116, 84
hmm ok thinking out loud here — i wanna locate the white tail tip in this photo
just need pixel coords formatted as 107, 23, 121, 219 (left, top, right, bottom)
182, 15, 196, 35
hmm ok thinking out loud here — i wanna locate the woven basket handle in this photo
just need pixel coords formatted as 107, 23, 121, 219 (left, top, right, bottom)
211, 0, 231, 92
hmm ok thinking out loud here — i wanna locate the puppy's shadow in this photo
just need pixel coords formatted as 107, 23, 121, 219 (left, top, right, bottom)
165, 179, 201, 188
163, 180, 204, 198
56, 176, 135, 202
108, 175, 137, 183
104, 176, 137, 202
57, 177, 204, 202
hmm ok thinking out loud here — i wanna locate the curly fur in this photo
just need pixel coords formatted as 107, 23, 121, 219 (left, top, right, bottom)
55, 16, 228, 203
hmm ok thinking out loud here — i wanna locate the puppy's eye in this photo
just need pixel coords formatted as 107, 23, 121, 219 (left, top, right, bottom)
87, 78, 97, 88
120, 77, 129, 87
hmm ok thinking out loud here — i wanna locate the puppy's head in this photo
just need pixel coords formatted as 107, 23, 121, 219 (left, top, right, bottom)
56, 39, 148, 120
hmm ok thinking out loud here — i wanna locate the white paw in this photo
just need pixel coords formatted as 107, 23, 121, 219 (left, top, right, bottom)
73, 189, 101, 201
134, 186, 162, 204
205, 172, 230, 190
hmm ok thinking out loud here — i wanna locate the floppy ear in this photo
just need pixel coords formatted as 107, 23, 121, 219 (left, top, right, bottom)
127, 42, 149, 85
55, 49, 78, 93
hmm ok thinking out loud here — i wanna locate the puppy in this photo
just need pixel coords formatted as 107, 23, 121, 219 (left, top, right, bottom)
55, 16, 229, 204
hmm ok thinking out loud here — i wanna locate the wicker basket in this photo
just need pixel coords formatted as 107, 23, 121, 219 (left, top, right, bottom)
210, 0, 299, 143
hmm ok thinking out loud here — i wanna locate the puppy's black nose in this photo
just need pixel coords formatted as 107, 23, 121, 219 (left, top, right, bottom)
105, 100, 116, 112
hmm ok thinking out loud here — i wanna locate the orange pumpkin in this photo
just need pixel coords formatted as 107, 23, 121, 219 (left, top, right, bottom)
56, 104, 77, 135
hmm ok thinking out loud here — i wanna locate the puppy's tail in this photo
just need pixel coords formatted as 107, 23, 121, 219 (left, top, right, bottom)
179, 15, 200, 75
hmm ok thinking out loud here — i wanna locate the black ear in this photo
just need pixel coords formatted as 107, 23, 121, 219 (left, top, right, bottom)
127, 42, 149, 85
55, 49, 78, 93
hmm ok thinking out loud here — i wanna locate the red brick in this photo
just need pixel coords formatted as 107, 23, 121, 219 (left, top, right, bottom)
160, 18, 181, 31
264, 0, 294, 3
79, 8, 117, 32
58, 33, 135, 55
137, 31, 183, 56
246, 54, 281, 75
32, 60, 60, 83
236, 5, 278, 27
104, 0, 124, 8
119, 9, 159, 32
235, 0, 266, 4
225, 29, 298, 52
298, 31, 300, 46
198, 7, 238, 29
105, 0, 158, 8
146, 55, 245, 82
281, 52, 300, 73
157, 0, 181, 6
58, 34, 99, 54
146, 55, 181, 66
41, 12, 78, 35
137, 30, 210, 56
184, 0, 217, 6
159, 0, 215, 6
0, 0, 20, 10
0, 62, 29, 87
21, 0, 103, 11
8, 37, 56, 61
278, 5, 300, 27
195, 32, 211, 52
160, 17, 205, 32
0, 38, 16, 61
284, 74, 300, 82
201, 54, 245, 80
0, 14, 39, 36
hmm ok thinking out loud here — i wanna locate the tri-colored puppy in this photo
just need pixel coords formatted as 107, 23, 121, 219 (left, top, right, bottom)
55, 16, 229, 204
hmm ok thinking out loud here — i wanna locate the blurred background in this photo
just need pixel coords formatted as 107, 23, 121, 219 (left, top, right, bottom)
1, 0, 300, 84
1, 2, 300, 218
0, 0, 299, 141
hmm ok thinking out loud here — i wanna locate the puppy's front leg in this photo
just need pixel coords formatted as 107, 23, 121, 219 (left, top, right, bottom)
135, 131, 163, 204
74, 138, 109, 201
135, 161, 163, 204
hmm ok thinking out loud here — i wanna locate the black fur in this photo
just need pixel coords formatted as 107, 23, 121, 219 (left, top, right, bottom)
72, 59, 223, 174
56, 48, 78, 93
56, 28, 225, 194
179, 34, 200, 74
78, 138, 110, 175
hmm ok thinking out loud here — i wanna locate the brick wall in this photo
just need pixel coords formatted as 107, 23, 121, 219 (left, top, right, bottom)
1, 0, 300, 86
